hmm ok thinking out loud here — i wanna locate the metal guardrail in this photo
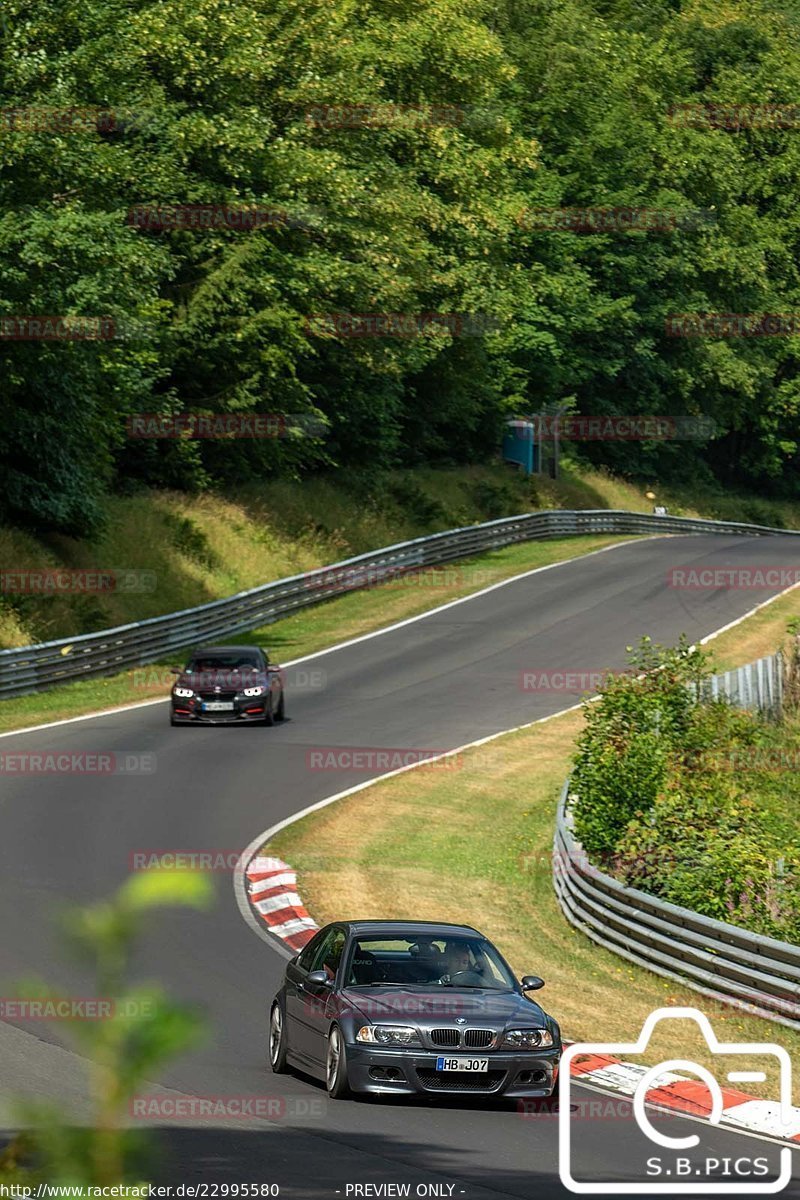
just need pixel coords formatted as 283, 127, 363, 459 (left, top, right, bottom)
554, 652, 800, 1031
1, 507, 798, 699
696, 651, 784, 718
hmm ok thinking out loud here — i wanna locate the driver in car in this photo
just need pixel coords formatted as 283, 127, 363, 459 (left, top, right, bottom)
439, 942, 484, 986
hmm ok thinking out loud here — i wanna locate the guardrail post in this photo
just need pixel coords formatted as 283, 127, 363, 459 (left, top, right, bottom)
1, 508, 798, 699
552, 648, 799, 1028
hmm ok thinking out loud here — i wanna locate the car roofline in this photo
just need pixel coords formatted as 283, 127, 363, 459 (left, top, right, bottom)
188, 645, 262, 654
342, 920, 484, 936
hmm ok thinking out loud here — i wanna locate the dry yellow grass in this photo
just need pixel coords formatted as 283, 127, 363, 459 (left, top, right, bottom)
272, 699, 800, 1101
0, 535, 633, 734
703, 581, 800, 670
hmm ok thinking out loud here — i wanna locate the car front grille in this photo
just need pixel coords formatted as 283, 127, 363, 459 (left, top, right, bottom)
430, 1029, 460, 1047
197, 691, 237, 702
464, 1029, 495, 1048
416, 1069, 506, 1092
429, 1028, 496, 1048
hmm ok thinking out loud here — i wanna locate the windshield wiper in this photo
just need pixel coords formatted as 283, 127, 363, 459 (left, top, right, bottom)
353, 981, 409, 987
439, 983, 491, 989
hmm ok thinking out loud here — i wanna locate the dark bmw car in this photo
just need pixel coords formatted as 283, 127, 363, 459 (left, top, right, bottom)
269, 920, 561, 1100
169, 644, 285, 726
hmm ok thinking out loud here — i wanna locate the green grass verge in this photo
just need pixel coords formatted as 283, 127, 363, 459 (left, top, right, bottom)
6, 454, 800, 653
0, 534, 633, 734
0, 461, 652, 651
266, 588, 800, 1102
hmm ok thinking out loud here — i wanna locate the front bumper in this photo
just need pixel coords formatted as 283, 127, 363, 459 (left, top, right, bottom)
171, 699, 267, 724
344, 1044, 560, 1098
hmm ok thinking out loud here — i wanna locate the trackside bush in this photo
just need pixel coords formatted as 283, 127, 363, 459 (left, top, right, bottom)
569, 636, 710, 855
568, 636, 800, 943
613, 775, 800, 943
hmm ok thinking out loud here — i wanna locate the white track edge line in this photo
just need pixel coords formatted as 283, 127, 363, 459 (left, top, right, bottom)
0, 536, 654, 740
234, 562, 800, 942
571, 1073, 800, 1152
232, 701, 585, 952
232, 571, 800, 1143
3, 528, 796, 741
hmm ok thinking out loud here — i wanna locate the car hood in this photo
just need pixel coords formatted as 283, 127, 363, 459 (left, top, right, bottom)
339, 986, 547, 1027
177, 671, 262, 689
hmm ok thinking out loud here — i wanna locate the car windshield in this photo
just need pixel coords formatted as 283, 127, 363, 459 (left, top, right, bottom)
186, 652, 260, 672
345, 935, 516, 990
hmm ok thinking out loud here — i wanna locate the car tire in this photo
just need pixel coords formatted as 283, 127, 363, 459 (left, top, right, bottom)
263, 697, 275, 727
276, 690, 285, 721
326, 1025, 352, 1099
269, 1001, 289, 1073
170, 715, 179, 727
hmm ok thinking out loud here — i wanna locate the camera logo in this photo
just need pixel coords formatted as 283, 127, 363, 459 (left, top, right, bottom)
559, 1007, 793, 1194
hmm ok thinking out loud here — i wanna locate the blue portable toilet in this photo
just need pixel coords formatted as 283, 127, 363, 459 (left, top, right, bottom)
502, 419, 537, 475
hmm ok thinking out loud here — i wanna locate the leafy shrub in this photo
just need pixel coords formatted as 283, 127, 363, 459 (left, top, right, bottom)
161, 513, 218, 569
570, 636, 710, 855
10, 870, 212, 1185
389, 480, 448, 527
613, 777, 800, 943
470, 478, 524, 520
739, 499, 786, 529
570, 636, 800, 942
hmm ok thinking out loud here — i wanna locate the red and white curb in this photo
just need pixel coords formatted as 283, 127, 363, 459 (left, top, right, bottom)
243, 858, 800, 1149
567, 1049, 800, 1147
246, 856, 318, 952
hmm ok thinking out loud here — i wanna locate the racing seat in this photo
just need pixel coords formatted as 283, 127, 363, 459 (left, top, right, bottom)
408, 941, 445, 983
349, 949, 381, 985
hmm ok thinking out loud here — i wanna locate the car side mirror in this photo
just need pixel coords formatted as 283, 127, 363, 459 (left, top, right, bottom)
170, 666, 182, 675
307, 970, 333, 988
521, 975, 545, 991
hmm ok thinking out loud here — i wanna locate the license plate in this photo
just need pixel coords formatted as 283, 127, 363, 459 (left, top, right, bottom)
435, 1057, 489, 1072
202, 701, 234, 711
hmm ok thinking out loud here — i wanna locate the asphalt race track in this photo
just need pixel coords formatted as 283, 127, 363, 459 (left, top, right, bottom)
1, 534, 799, 1198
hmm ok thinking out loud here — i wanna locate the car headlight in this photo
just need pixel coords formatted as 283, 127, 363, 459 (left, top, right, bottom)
502, 1028, 554, 1049
356, 1025, 421, 1046
173, 687, 194, 699
243, 685, 265, 697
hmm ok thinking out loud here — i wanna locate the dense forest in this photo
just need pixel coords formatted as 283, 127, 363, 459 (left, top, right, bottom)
3, 0, 800, 535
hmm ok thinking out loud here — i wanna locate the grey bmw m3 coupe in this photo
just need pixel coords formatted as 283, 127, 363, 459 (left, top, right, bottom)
269, 920, 562, 1100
